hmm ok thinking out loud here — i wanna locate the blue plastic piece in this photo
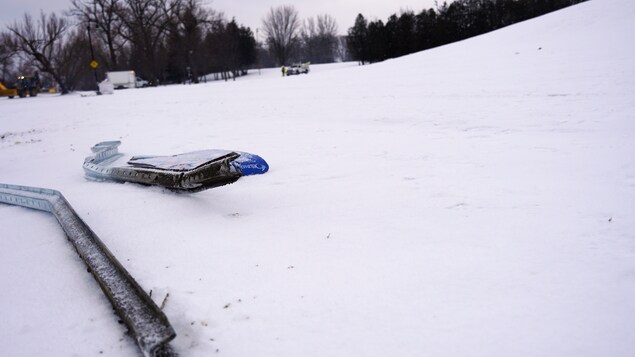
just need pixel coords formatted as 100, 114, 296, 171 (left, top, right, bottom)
232, 152, 269, 176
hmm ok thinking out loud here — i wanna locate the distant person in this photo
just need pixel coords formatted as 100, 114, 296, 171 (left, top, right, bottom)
281, 66, 287, 77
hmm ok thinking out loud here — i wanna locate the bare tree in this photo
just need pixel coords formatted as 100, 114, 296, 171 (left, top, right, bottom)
301, 14, 338, 64
56, 28, 97, 91
301, 17, 317, 61
335, 35, 349, 62
317, 14, 338, 37
0, 33, 18, 82
165, 0, 212, 83
119, 0, 182, 83
6, 12, 71, 93
70, 0, 127, 69
261, 5, 300, 66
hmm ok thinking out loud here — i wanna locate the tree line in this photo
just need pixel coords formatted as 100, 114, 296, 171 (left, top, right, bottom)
0, 2, 343, 93
347, 0, 588, 64
0, 0, 260, 93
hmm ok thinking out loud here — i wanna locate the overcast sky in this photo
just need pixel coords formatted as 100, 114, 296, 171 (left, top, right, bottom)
0, 0, 439, 35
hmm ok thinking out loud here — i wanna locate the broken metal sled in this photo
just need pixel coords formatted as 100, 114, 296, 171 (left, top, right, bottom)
0, 183, 175, 356
83, 141, 268, 192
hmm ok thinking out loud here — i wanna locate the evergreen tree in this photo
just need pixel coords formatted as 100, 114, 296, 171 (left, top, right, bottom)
347, 14, 369, 65
366, 20, 387, 63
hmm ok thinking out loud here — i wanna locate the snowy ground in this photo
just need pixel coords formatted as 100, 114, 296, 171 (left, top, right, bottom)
1, 0, 635, 356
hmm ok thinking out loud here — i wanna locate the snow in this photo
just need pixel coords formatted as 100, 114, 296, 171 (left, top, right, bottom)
2, 0, 635, 355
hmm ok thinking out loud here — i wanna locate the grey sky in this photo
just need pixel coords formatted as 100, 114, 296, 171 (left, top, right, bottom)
0, 0, 438, 35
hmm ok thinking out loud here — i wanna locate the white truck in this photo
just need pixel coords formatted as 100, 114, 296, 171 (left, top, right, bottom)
106, 70, 148, 89
286, 62, 310, 75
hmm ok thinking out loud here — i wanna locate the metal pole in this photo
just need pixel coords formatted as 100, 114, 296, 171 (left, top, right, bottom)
257, 28, 261, 75
87, 24, 101, 95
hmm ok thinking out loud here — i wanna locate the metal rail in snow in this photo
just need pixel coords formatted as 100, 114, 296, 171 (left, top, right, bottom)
0, 183, 176, 357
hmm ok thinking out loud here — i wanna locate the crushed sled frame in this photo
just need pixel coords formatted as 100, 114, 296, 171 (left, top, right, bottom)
83, 141, 242, 192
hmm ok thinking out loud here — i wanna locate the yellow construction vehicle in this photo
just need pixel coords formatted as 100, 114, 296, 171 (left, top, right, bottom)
1, 74, 41, 99
0, 81, 17, 99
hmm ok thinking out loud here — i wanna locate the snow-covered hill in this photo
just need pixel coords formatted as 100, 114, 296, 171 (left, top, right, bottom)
1, 0, 634, 356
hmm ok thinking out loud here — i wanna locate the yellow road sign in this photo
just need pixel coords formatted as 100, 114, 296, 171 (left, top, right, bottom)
90, 60, 99, 69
